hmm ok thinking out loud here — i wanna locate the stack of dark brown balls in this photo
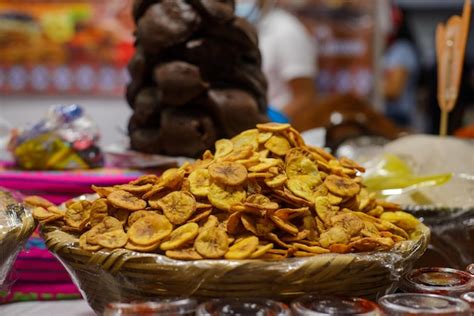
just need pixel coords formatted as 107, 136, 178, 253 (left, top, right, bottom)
127, 0, 269, 158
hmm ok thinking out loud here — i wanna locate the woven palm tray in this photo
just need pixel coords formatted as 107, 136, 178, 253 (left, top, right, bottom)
42, 223, 429, 314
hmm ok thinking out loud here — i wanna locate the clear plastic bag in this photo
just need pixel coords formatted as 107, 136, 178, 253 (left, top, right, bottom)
10, 104, 104, 170
0, 189, 36, 292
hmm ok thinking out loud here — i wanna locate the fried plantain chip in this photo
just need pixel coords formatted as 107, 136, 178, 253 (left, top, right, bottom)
160, 223, 199, 251
225, 236, 259, 259
324, 175, 360, 197
264, 135, 291, 156
214, 139, 234, 158
98, 229, 128, 249
208, 182, 246, 211
107, 190, 147, 211
128, 214, 172, 246
208, 161, 248, 186
158, 191, 196, 225
194, 227, 229, 259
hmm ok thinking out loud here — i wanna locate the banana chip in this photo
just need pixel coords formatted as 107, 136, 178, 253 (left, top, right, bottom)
225, 236, 259, 259
158, 191, 196, 225
257, 122, 291, 132
208, 161, 248, 186
166, 248, 203, 260
264, 135, 291, 156
98, 229, 128, 249
195, 227, 229, 259
24, 195, 55, 208
107, 190, 147, 211
208, 182, 246, 211
231, 129, 259, 150
80, 232, 102, 251
87, 216, 123, 245
324, 175, 360, 197
160, 223, 199, 251
128, 214, 172, 246
215, 139, 234, 158
250, 243, 274, 258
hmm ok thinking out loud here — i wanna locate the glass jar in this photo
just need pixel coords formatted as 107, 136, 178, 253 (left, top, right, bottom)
103, 298, 197, 316
195, 298, 291, 316
291, 295, 381, 315
460, 292, 474, 311
400, 267, 474, 296
378, 293, 470, 316
467, 264, 474, 275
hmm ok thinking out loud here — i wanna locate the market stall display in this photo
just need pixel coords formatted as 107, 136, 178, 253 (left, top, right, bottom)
32, 123, 429, 313
0, 189, 36, 291
127, 0, 269, 158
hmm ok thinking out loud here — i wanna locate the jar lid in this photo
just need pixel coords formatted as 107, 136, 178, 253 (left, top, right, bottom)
291, 295, 381, 315
400, 267, 474, 296
196, 298, 291, 316
378, 293, 470, 315
104, 298, 197, 316
467, 264, 474, 275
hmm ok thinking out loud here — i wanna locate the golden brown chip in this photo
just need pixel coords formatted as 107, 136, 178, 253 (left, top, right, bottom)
208, 182, 246, 211
293, 243, 330, 254
65, 204, 90, 229
270, 215, 299, 235
329, 243, 352, 254
264, 174, 288, 188
187, 168, 211, 198
127, 210, 154, 227
201, 215, 219, 231
79, 232, 102, 251
142, 185, 167, 201
349, 237, 394, 252
255, 218, 276, 236
265, 232, 291, 249
248, 158, 281, 172
226, 212, 243, 234
208, 161, 248, 186
274, 207, 310, 221
281, 230, 310, 242
257, 122, 291, 132
367, 206, 384, 217
194, 227, 229, 259
286, 156, 319, 178
231, 129, 259, 150
241, 214, 258, 235
380, 211, 419, 233
32, 207, 54, 220
98, 229, 128, 249
188, 209, 212, 223
314, 196, 337, 225
331, 213, 365, 237
250, 243, 274, 258
40, 214, 64, 225
89, 198, 108, 227
91, 185, 115, 198
114, 183, 153, 195
257, 132, 273, 144
115, 209, 130, 225
107, 190, 147, 211
247, 172, 273, 179
159, 168, 185, 190
165, 248, 203, 260
225, 236, 259, 259
24, 196, 54, 208
319, 226, 351, 248
264, 135, 291, 156
339, 157, 365, 172
245, 194, 279, 210
128, 214, 172, 246
324, 175, 360, 197
214, 139, 234, 158
125, 240, 161, 252
87, 216, 123, 244
328, 193, 343, 205
224, 145, 254, 162
157, 191, 196, 225
130, 174, 160, 185
160, 223, 199, 251
287, 176, 321, 201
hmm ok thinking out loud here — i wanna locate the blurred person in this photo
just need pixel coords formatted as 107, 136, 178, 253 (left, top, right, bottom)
383, 5, 421, 129
236, 0, 318, 122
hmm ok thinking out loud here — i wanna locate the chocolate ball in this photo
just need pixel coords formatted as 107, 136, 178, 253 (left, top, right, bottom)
154, 61, 209, 106
158, 109, 217, 157
137, 0, 201, 54
192, 0, 235, 23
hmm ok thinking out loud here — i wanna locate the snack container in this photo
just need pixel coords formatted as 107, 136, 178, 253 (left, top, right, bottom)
291, 295, 381, 315
400, 267, 474, 296
103, 298, 197, 316
378, 293, 470, 315
467, 264, 474, 275
0, 189, 36, 290
459, 292, 474, 311
196, 298, 290, 316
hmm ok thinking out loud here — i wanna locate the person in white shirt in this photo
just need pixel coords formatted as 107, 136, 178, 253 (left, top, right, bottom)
236, 0, 318, 121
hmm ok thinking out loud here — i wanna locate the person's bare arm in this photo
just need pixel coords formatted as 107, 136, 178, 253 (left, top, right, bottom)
283, 78, 317, 121
384, 67, 409, 101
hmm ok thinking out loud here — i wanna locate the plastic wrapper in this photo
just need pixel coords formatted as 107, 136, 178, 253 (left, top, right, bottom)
10, 104, 104, 170
337, 135, 474, 269
0, 188, 36, 292
40, 194, 430, 314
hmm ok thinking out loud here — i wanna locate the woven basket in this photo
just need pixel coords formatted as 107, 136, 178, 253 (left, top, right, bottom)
42, 223, 429, 314
0, 205, 36, 288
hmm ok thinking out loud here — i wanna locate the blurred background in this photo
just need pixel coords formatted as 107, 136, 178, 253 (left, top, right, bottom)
0, 0, 473, 146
